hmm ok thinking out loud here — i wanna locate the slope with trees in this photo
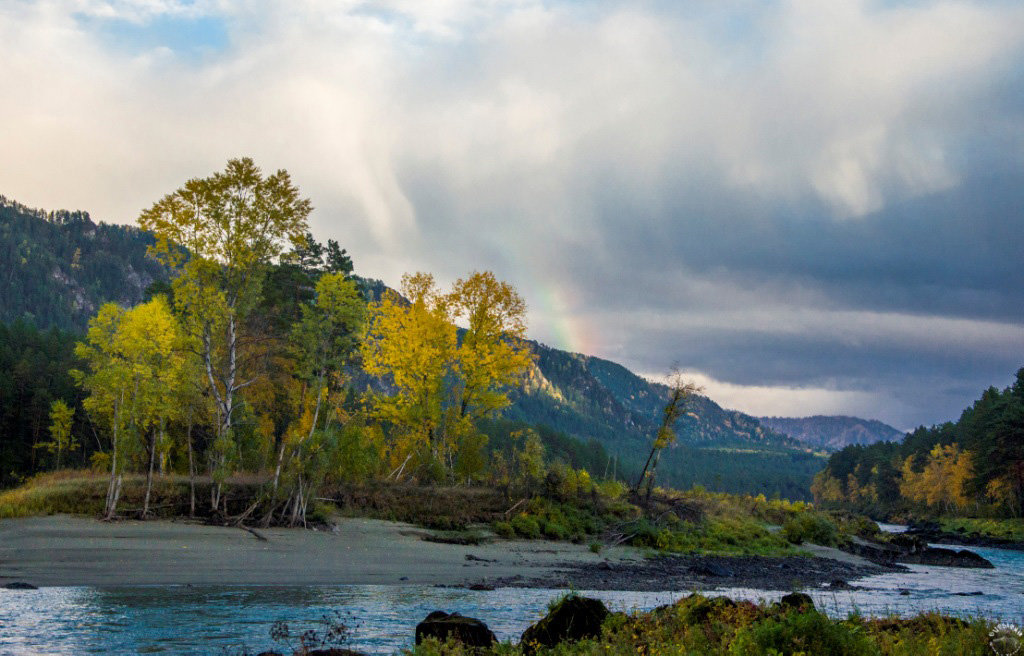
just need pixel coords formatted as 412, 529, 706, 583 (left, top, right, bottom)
505, 343, 824, 499
813, 368, 1024, 519
0, 196, 166, 331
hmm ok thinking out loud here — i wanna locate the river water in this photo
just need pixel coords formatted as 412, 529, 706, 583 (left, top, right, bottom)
1, 532, 1022, 655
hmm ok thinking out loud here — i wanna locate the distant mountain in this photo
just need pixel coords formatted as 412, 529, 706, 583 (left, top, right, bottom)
758, 415, 905, 451
0, 196, 166, 331
505, 343, 824, 499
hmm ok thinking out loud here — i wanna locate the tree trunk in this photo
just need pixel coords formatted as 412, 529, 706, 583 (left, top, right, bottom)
143, 430, 156, 518
186, 421, 195, 518
105, 434, 119, 519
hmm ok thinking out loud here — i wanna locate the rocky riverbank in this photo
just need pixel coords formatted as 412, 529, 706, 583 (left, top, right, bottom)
845, 533, 996, 568
905, 521, 1024, 552
489, 551, 900, 592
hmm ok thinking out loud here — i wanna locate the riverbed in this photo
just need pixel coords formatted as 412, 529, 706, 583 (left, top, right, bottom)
1, 522, 1022, 655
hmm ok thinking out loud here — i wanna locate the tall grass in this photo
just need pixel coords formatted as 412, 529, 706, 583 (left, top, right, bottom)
411, 594, 996, 656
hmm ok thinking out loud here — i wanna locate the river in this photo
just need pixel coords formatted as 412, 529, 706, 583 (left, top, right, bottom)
1, 530, 1022, 655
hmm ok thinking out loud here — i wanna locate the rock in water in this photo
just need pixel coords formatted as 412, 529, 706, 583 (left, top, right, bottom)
2, 582, 38, 590
779, 592, 815, 610
901, 546, 995, 568
415, 611, 496, 648
520, 595, 609, 654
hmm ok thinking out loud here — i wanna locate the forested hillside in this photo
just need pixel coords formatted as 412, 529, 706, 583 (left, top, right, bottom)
0, 196, 166, 331
759, 415, 904, 451
813, 368, 1024, 518
507, 343, 824, 499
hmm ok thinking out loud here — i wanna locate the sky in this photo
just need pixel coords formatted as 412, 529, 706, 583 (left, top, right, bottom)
2, 0, 1023, 429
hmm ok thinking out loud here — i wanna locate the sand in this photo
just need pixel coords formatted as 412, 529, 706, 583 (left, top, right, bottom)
0, 515, 644, 588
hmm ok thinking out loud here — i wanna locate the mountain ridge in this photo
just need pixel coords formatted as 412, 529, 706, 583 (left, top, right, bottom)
758, 415, 905, 451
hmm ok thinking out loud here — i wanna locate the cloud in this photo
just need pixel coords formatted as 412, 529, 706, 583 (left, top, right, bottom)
1, 0, 1023, 427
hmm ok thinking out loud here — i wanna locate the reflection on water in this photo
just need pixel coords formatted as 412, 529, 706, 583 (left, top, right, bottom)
1, 543, 1022, 655
0, 586, 679, 655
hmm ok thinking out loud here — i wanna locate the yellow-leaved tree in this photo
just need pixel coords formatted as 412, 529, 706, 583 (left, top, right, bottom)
900, 443, 974, 512
362, 271, 533, 482
73, 297, 189, 518
448, 271, 534, 482
41, 399, 76, 469
362, 273, 457, 479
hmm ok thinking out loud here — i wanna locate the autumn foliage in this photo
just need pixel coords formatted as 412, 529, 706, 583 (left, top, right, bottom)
62, 159, 538, 524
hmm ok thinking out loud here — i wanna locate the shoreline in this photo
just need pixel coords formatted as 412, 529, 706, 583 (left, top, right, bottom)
0, 514, 893, 592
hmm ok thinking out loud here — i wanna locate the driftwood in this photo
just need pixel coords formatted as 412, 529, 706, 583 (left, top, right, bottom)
504, 498, 528, 519
238, 524, 269, 542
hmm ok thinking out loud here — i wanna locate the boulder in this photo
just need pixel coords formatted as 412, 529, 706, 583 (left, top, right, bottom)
690, 562, 734, 578
2, 582, 38, 590
679, 596, 737, 624
778, 592, 814, 610
901, 546, 994, 569
415, 611, 496, 648
888, 533, 928, 554
520, 596, 609, 654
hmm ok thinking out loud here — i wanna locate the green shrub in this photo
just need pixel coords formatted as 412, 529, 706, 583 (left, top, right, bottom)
783, 513, 841, 546
541, 518, 569, 540
510, 514, 541, 539
729, 610, 879, 656
492, 521, 515, 538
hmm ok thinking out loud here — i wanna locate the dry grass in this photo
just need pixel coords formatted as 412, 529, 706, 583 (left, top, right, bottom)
0, 470, 513, 529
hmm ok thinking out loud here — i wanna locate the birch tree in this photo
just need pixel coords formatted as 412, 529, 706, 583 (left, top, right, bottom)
276, 273, 365, 525
138, 158, 311, 512
634, 373, 701, 502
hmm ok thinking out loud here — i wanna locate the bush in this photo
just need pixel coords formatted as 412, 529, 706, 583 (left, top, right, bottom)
729, 610, 879, 656
596, 479, 626, 501
541, 518, 569, 540
783, 513, 841, 546
510, 514, 541, 539
492, 521, 515, 538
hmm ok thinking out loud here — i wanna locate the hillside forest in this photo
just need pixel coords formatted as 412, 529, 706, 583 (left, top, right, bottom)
813, 369, 1024, 519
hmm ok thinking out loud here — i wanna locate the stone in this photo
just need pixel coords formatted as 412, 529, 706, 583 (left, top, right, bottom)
778, 592, 814, 610
415, 611, 496, 648
689, 562, 734, 577
520, 595, 609, 654
2, 582, 38, 590
901, 546, 994, 569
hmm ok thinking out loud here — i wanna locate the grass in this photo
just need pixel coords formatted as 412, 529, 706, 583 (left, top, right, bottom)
0, 469, 512, 529
491, 488, 824, 557
0, 470, 224, 519
939, 517, 1024, 542
0, 470, 870, 560
411, 593, 996, 656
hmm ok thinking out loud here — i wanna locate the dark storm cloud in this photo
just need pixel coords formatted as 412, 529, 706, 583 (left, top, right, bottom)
3, 0, 1023, 427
